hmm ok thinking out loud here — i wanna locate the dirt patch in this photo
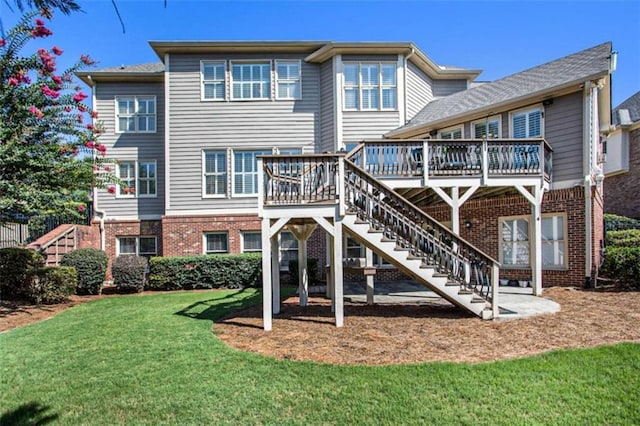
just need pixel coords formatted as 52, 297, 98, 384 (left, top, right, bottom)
214, 287, 640, 364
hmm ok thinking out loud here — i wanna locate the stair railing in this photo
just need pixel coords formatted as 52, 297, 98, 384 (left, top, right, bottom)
344, 159, 499, 302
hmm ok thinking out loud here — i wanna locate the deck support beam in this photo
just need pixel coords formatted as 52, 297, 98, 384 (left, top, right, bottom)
289, 223, 318, 307
332, 213, 344, 327
365, 247, 374, 305
262, 218, 273, 331
432, 186, 478, 235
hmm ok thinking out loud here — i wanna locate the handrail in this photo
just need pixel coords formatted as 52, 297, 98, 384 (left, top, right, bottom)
344, 158, 499, 300
38, 225, 76, 251
346, 138, 552, 181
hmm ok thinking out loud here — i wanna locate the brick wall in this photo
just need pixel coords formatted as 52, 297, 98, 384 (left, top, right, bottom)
605, 128, 640, 218
103, 219, 162, 278
161, 214, 261, 256
422, 187, 590, 287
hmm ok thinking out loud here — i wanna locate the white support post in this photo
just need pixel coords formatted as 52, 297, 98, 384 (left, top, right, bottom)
329, 233, 336, 313
261, 218, 272, 331
365, 247, 374, 305
492, 263, 500, 319
451, 187, 460, 235
423, 140, 429, 185
325, 232, 332, 298
531, 185, 543, 296
298, 237, 309, 306
482, 138, 489, 183
338, 156, 346, 217
271, 235, 281, 314
333, 214, 344, 327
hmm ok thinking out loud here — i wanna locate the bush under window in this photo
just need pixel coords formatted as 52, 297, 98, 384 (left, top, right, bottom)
60, 248, 108, 295
112, 255, 148, 293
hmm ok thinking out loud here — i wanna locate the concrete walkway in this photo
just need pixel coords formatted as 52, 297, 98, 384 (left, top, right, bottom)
341, 280, 560, 320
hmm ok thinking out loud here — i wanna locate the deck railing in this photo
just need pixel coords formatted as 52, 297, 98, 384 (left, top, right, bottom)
347, 138, 552, 180
260, 154, 341, 206
343, 159, 498, 301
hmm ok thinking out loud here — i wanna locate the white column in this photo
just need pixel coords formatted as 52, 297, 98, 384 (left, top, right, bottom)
492, 263, 500, 319
531, 185, 543, 296
451, 187, 460, 235
365, 247, 374, 305
298, 237, 309, 306
325, 232, 332, 298
261, 218, 272, 331
329, 234, 336, 313
333, 215, 344, 327
271, 235, 281, 314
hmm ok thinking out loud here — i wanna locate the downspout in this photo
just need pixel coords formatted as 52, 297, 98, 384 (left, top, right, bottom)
89, 75, 107, 251
404, 48, 415, 125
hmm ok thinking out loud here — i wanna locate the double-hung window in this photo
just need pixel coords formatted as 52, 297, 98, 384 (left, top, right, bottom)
276, 60, 301, 100
203, 151, 227, 197
231, 62, 271, 100
512, 108, 543, 138
343, 62, 397, 110
242, 232, 262, 253
279, 231, 298, 271
500, 214, 567, 269
202, 61, 226, 100
233, 150, 270, 195
204, 232, 228, 254
439, 126, 463, 139
472, 116, 501, 139
116, 160, 157, 197
116, 96, 156, 133
118, 236, 157, 257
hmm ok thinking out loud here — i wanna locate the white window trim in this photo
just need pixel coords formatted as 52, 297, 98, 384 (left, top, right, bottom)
509, 105, 544, 139
471, 115, 502, 139
200, 60, 227, 102
116, 236, 157, 257
202, 150, 228, 199
498, 213, 568, 270
438, 125, 464, 139
342, 61, 398, 112
279, 231, 298, 271
116, 160, 158, 199
241, 231, 262, 253
231, 150, 270, 198
115, 96, 157, 134
203, 232, 229, 254
230, 60, 272, 101
275, 60, 302, 101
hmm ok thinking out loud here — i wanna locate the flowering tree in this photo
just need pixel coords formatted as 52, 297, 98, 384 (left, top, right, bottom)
0, 11, 115, 225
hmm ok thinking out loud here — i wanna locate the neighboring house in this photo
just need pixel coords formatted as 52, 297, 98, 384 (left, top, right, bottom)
76, 40, 615, 317
604, 90, 640, 218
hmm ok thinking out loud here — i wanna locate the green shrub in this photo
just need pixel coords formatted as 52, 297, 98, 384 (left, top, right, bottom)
112, 255, 148, 293
288, 258, 320, 285
606, 229, 640, 248
601, 246, 640, 288
148, 253, 261, 291
604, 214, 640, 231
0, 247, 44, 300
29, 266, 78, 304
60, 248, 108, 295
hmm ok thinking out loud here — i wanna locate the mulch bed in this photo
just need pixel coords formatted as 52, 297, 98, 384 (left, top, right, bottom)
214, 287, 640, 364
3, 287, 639, 365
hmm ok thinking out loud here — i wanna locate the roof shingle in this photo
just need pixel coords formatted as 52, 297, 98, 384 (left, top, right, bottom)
391, 42, 613, 135
613, 90, 640, 125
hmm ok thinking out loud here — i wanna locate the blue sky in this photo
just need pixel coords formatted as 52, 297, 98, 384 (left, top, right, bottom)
1, 0, 639, 106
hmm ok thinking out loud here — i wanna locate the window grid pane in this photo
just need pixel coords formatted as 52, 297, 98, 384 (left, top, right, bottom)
205, 233, 228, 254
501, 218, 530, 265
276, 61, 301, 100
231, 63, 271, 100
234, 151, 269, 195
116, 97, 156, 133
204, 151, 227, 196
279, 231, 298, 270
118, 162, 136, 196
139, 237, 157, 256
138, 162, 156, 196
242, 232, 262, 252
118, 237, 136, 255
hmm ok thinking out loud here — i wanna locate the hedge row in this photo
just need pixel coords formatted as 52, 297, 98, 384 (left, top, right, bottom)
0, 248, 77, 304
604, 214, 640, 232
605, 229, 640, 248
601, 247, 640, 288
148, 253, 262, 290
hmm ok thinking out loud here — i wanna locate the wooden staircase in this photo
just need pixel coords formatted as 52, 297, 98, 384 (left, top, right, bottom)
27, 224, 79, 266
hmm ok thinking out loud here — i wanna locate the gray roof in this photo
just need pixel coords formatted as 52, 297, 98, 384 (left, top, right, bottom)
613, 90, 640, 125
89, 62, 165, 73
390, 42, 613, 136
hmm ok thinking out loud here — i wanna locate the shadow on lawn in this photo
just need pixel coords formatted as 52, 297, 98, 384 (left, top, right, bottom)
0, 402, 58, 425
175, 288, 262, 323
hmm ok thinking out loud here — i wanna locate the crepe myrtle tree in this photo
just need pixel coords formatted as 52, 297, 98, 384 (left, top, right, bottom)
0, 11, 118, 225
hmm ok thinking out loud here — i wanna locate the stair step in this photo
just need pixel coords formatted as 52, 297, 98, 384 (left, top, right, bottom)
458, 289, 472, 295
471, 297, 486, 303
420, 263, 436, 269
445, 280, 459, 286
354, 218, 369, 224
381, 237, 396, 243
406, 255, 424, 261
432, 272, 449, 278
394, 246, 410, 252
368, 228, 383, 234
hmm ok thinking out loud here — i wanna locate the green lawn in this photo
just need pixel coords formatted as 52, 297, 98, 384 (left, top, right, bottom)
1, 289, 639, 425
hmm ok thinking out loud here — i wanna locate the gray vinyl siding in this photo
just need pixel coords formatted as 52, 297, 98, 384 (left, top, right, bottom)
94, 82, 165, 217
544, 91, 584, 183
319, 61, 335, 153
167, 53, 320, 211
342, 111, 400, 144
432, 79, 468, 97
406, 61, 433, 121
